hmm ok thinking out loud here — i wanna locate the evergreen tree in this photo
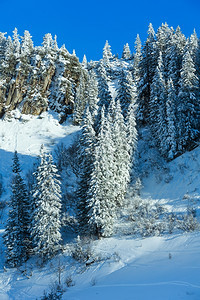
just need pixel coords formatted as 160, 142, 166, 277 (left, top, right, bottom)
73, 69, 89, 124
189, 30, 198, 61
76, 107, 96, 233
133, 34, 142, 85
166, 78, 177, 159
111, 100, 131, 207
156, 22, 173, 77
137, 23, 157, 123
21, 30, 34, 57
115, 70, 136, 117
4, 151, 31, 267
82, 54, 87, 69
149, 52, 167, 155
103, 40, 112, 61
177, 49, 200, 151
95, 60, 112, 130
85, 70, 99, 119
42, 33, 54, 50
126, 103, 138, 161
31, 148, 62, 261
122, 43, 131, 60
87, 107, 116, 237
12, 28, 21, 58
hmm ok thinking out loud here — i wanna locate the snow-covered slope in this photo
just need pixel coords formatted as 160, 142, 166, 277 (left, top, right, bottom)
0, 112, 200, 300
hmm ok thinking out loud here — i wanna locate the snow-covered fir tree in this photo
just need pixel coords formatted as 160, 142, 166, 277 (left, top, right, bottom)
137, 23, 157, 123
122, 43, 131, 60
87, 106, 116, 237
21, 30, 34, 57
76, 107, 96, 233
126, 102, 138, 161
85, 70, 99, 119
82, 54, 87, 69
103, 40, 112, 62
31, 148, 62, 261
12, 28, 20, 58
149, 52, 167, 155
4, 151, 31, 267
111, 100, 132, 207
166, 78, 177, 159
177, 48, 200, 151
133, 34, 142, 85
73, 68, 89, 124
115, 69, 136, 117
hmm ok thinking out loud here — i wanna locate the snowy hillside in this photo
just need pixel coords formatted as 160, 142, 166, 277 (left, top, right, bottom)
0, 111, 200, 299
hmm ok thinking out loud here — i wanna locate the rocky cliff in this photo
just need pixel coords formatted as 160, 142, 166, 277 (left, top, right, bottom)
0, 30, 83, 122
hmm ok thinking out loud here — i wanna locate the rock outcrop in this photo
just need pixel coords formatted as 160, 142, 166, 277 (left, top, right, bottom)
0, 31, 82, 122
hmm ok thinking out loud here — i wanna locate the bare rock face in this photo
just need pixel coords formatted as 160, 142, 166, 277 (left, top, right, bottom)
0, 34, 82, 121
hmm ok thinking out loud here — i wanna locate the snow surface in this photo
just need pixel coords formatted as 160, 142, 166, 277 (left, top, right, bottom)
0, 111, 200, 299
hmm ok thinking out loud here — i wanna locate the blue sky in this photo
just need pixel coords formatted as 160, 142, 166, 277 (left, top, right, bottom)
1, 0, 200, 61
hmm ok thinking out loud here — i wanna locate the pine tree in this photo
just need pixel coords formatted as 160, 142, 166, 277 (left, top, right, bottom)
76, 107, 96, 233
82, 54, 87, 68
85, 70, 99, 119
189, 30, 198, 61
12, 28, 20, 58
103, 40, 112, 62
133, 34, 142, 85
122, 43, 131, 60
73, 69, 89, 124
137, 23, 157, 124
156, 22, 173, 77
116, 70, 136, 117
87, 107, 116, 237
4, 151, 31, 267
42, 33, 54, 50
21, 30, 34, 57
111, 100, 131, 207
95, 60, 112, 130
149, 52, 167, 155
166, 78, 177, 159
31, 148, 62, 261
177, 49, 200, 151
126, 103, 138, 161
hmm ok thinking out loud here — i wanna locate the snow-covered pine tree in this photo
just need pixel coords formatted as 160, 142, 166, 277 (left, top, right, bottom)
85, 70, 99, 119
156, 23, 173, 77
149, 52, 168, 156
95, 60, 112, 132
177, 48, 200, 152
76, 106, 96, 233
115, 69, 135, 117
31, 148, 62, 261
1, 36, 15, 79
21, 30, 34, 57
133, 34, 142, 85
168, 26, 186, 92
166, 78, 177, 159
4, 151, 31, 267
189, 30, 198, 61
103, 40, 112, 62
12, 28, 21, 58
122, 43, 131, 60
111, 100, 131, 208
87, 106, 116, 237
42, 33, 54, 51
137, 23, 157, 124
126, 102, 138, 162
73, 69, 89, 125
97, 60, 112, 108
82, 54, 87, 69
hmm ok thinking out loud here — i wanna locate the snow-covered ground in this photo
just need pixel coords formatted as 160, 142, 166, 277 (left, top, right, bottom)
0, 111, 200, 299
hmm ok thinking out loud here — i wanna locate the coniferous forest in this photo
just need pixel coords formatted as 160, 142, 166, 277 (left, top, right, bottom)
1, 23, 200, 274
